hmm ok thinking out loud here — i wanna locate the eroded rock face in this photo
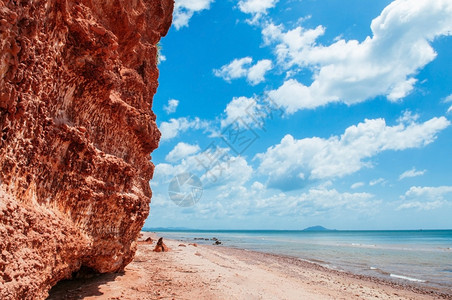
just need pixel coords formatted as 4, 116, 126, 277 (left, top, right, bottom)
0, 0, 173, 298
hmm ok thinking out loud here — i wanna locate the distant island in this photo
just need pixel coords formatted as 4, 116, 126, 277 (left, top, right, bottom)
145, 227, 339, 232
302, 226, 335, 231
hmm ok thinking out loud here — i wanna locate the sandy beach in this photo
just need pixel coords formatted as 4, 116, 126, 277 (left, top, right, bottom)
48, 232, 451, 300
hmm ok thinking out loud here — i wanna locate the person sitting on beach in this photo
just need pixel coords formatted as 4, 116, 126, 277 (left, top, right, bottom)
153, 237, 169, 252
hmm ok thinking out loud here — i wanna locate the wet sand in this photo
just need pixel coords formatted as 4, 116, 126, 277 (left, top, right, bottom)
48, 232, 452, 299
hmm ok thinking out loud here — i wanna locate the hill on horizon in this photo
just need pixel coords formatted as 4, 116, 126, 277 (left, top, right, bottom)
302, 226, 335, 231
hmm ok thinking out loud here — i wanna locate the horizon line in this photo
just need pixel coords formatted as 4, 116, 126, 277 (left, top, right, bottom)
142, 227, 452, 231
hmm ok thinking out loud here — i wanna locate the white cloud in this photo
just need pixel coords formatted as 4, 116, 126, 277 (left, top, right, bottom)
159, 117, 210, 142
153, 163, 181, 182
251, 181, 265, 190
247, 59, 273, 85
173, 0, 214, 30
262, 23, 325, 58
158, 54, 166, 64
256, 115, 450, 190
200, 156, 253, 188
154, 145, 253, 192
221, 96, 257, 128
220, 95, 283, 129
403, 186, 452, 199
213, 185, 378, 219
214, 57, 272, 85
397, 110, 420, 124
267, 79, 326, 113
398, 186, 452, 210
396, 200, 444, 211
165, 142, 201, 162
443, 95, 452, 113
351, 182, 365, 189
254, 187, 380, 216
215, 57, 252, 80
163, 99, 179, 114
238, 0, 278, 15
369, 178, 386, 186
151, 156, 382, 222
264, 0, 452, 114
399, 167, 427, 180
444, 94, 452, 103
296, 188, 378, 214
153, 147, 224, 184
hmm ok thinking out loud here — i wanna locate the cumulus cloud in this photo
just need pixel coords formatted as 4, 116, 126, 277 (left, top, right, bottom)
214, 57, 272, 85
154, 145, 253, 190
251, 181, 265, 190
403, 186, 452, 199
351, 182, 365, 189
173, 0, 214, 30
254, 186, 379, 216
247, 60, 273, 85
200, 155, 253, 188
256, 115, 450, 190
397, 200, 444, 211
212, 184, 379, 219
238, 0, 278, 15
220, 95, 283, 130
153, 147, 228, 183
264, 0, 452, 114
297, 188, 379, 214
159, 117, 210, 142
398, 186, 452, 210
369, 178, 386, 186
214, 57, 252, 81
443, 94, 452, 103
163, 99, 179, 114
399, 167, 427, 180
221, 96, 257, 128
166, 142, 201, 162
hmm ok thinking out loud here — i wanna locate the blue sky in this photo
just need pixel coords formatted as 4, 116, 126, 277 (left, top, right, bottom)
144, 0, 452, 230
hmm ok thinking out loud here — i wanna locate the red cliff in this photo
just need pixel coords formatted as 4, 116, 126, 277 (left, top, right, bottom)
0, 0, 173, 298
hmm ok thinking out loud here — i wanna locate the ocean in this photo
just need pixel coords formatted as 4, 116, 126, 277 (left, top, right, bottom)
144, 229, 452, 290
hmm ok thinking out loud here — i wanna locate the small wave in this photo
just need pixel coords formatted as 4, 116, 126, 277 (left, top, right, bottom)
350, 243, 376, 248
307, 258, 327, 264
390, 274, 426, 282
370, 267, 390, 276
439, 247, 452, 251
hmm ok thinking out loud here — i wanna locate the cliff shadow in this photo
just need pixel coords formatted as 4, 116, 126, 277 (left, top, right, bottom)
47, 268, 124, 300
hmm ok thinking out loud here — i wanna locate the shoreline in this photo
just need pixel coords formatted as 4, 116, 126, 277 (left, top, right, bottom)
209, 245, 451, 298
48, 232, 452, 299
151, 229, 452, 290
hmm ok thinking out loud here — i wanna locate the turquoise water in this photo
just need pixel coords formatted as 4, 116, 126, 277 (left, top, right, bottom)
145, 229, 452, 290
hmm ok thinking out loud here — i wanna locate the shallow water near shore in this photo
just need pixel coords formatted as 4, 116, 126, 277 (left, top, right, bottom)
145, 229, 452, 291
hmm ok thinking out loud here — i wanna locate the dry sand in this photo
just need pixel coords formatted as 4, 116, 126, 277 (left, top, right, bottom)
48, 232, 451, 300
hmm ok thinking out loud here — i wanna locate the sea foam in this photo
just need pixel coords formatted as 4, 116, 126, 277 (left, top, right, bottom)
390, 274, 426, 282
